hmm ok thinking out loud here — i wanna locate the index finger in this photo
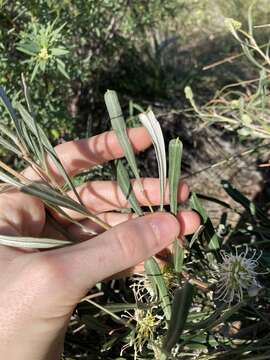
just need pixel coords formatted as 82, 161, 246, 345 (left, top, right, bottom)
23, 127, 151, 183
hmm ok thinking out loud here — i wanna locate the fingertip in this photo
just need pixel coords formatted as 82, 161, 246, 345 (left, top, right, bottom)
127, 127, 152, 152
146, 212, 180, 246
178, 181, 189, 202
176, 210, 201, 235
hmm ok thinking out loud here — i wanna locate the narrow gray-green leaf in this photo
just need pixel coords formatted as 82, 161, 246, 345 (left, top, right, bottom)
189, 225, 204, 249
163, 282, 194, 353
21, 181, 108, 229
168, 138, 182, 214
84, 298, 131, 328
102, 303, 145, 313
0, 87, 20, 132
82, 314, 109, 334
169, 138, 184, 272
139, 110, 166, 210
248, 0, 257, 37
173, 240, 185, 273
56, 58, 70, 79
0, 86, 26, 147
144, 258, 159, 299
222, 180, 270, 224
0, 124, 19, 145
21, 73, 34, 114
190, 192, 208, 223
0, 234, 71, 249
190, 193, 220, 250
0, 169, 21, 188
144, 257, 171, 321
20, 117, 41, 161
46, 147, 83, 205
17, 103, 83, 205
116, 160, 143, 216
16, 103, 44, 163
104, 90, 142, 187
0, 136, 21, 156
21, 182, 88, 214
21, 76, 46, 165
46, 203, 97, 236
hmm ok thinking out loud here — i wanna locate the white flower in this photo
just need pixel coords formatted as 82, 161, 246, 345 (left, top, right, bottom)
138, 110, 166, 210
214, 246, 262, 303
130, 273, 156, 301
131, 264, 178, 302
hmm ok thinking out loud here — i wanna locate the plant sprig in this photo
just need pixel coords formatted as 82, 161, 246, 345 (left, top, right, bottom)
0, 84, 110, 248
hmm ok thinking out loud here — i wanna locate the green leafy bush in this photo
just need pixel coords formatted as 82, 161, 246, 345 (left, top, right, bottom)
17, 21, 69, 81
0, 0, 178, 143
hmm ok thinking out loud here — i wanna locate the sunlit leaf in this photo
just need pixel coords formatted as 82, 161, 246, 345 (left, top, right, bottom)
190, 192, 220, 250
51, 47, 69, 56
17, 102, 83, 205
116, 160, 143, 216
21, 181, 88, 214
104, 90, 142, 188
21, 181, 109, 230
168, 138, 182, 215
168, 138, 184, 272
56, 58, 70, 79
0, 169, 21, 188
0, 136, 21, 156
0, 234, 71, 249
144, 257, 171, 321
139, 110, 166, 210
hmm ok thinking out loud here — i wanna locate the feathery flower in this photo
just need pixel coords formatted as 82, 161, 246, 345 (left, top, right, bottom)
131, 263, 178, 302
214, 246, 261, 303
121, 289, 160, 359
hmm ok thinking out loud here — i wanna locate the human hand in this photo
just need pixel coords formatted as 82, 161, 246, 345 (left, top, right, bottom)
0, 127, 200, 359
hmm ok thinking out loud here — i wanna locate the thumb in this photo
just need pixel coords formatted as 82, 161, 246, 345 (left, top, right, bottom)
54, 212, 180, 296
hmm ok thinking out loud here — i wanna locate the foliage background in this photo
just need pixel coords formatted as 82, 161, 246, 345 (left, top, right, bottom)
1, 0, 268, 145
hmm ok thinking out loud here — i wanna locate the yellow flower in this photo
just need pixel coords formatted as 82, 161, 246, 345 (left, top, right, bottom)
38, 47, 49, 60
121, 306, 160, 359
224, 18, 242, 31
161, 263, 176, 289
134, 309, 160, 357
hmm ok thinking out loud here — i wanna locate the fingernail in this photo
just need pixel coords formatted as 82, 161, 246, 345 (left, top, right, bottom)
148, 213, 180, 246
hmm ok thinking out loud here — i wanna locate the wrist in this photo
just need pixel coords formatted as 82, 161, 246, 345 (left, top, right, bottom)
0, 310, 66, 360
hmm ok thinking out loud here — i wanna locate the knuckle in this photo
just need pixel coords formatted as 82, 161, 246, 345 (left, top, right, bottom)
111, 219, 162, 261
113, 227, 137, 259
144, 222, 161, 251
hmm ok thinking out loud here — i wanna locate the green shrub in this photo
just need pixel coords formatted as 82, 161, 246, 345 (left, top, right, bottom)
0, 0, 178, 143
